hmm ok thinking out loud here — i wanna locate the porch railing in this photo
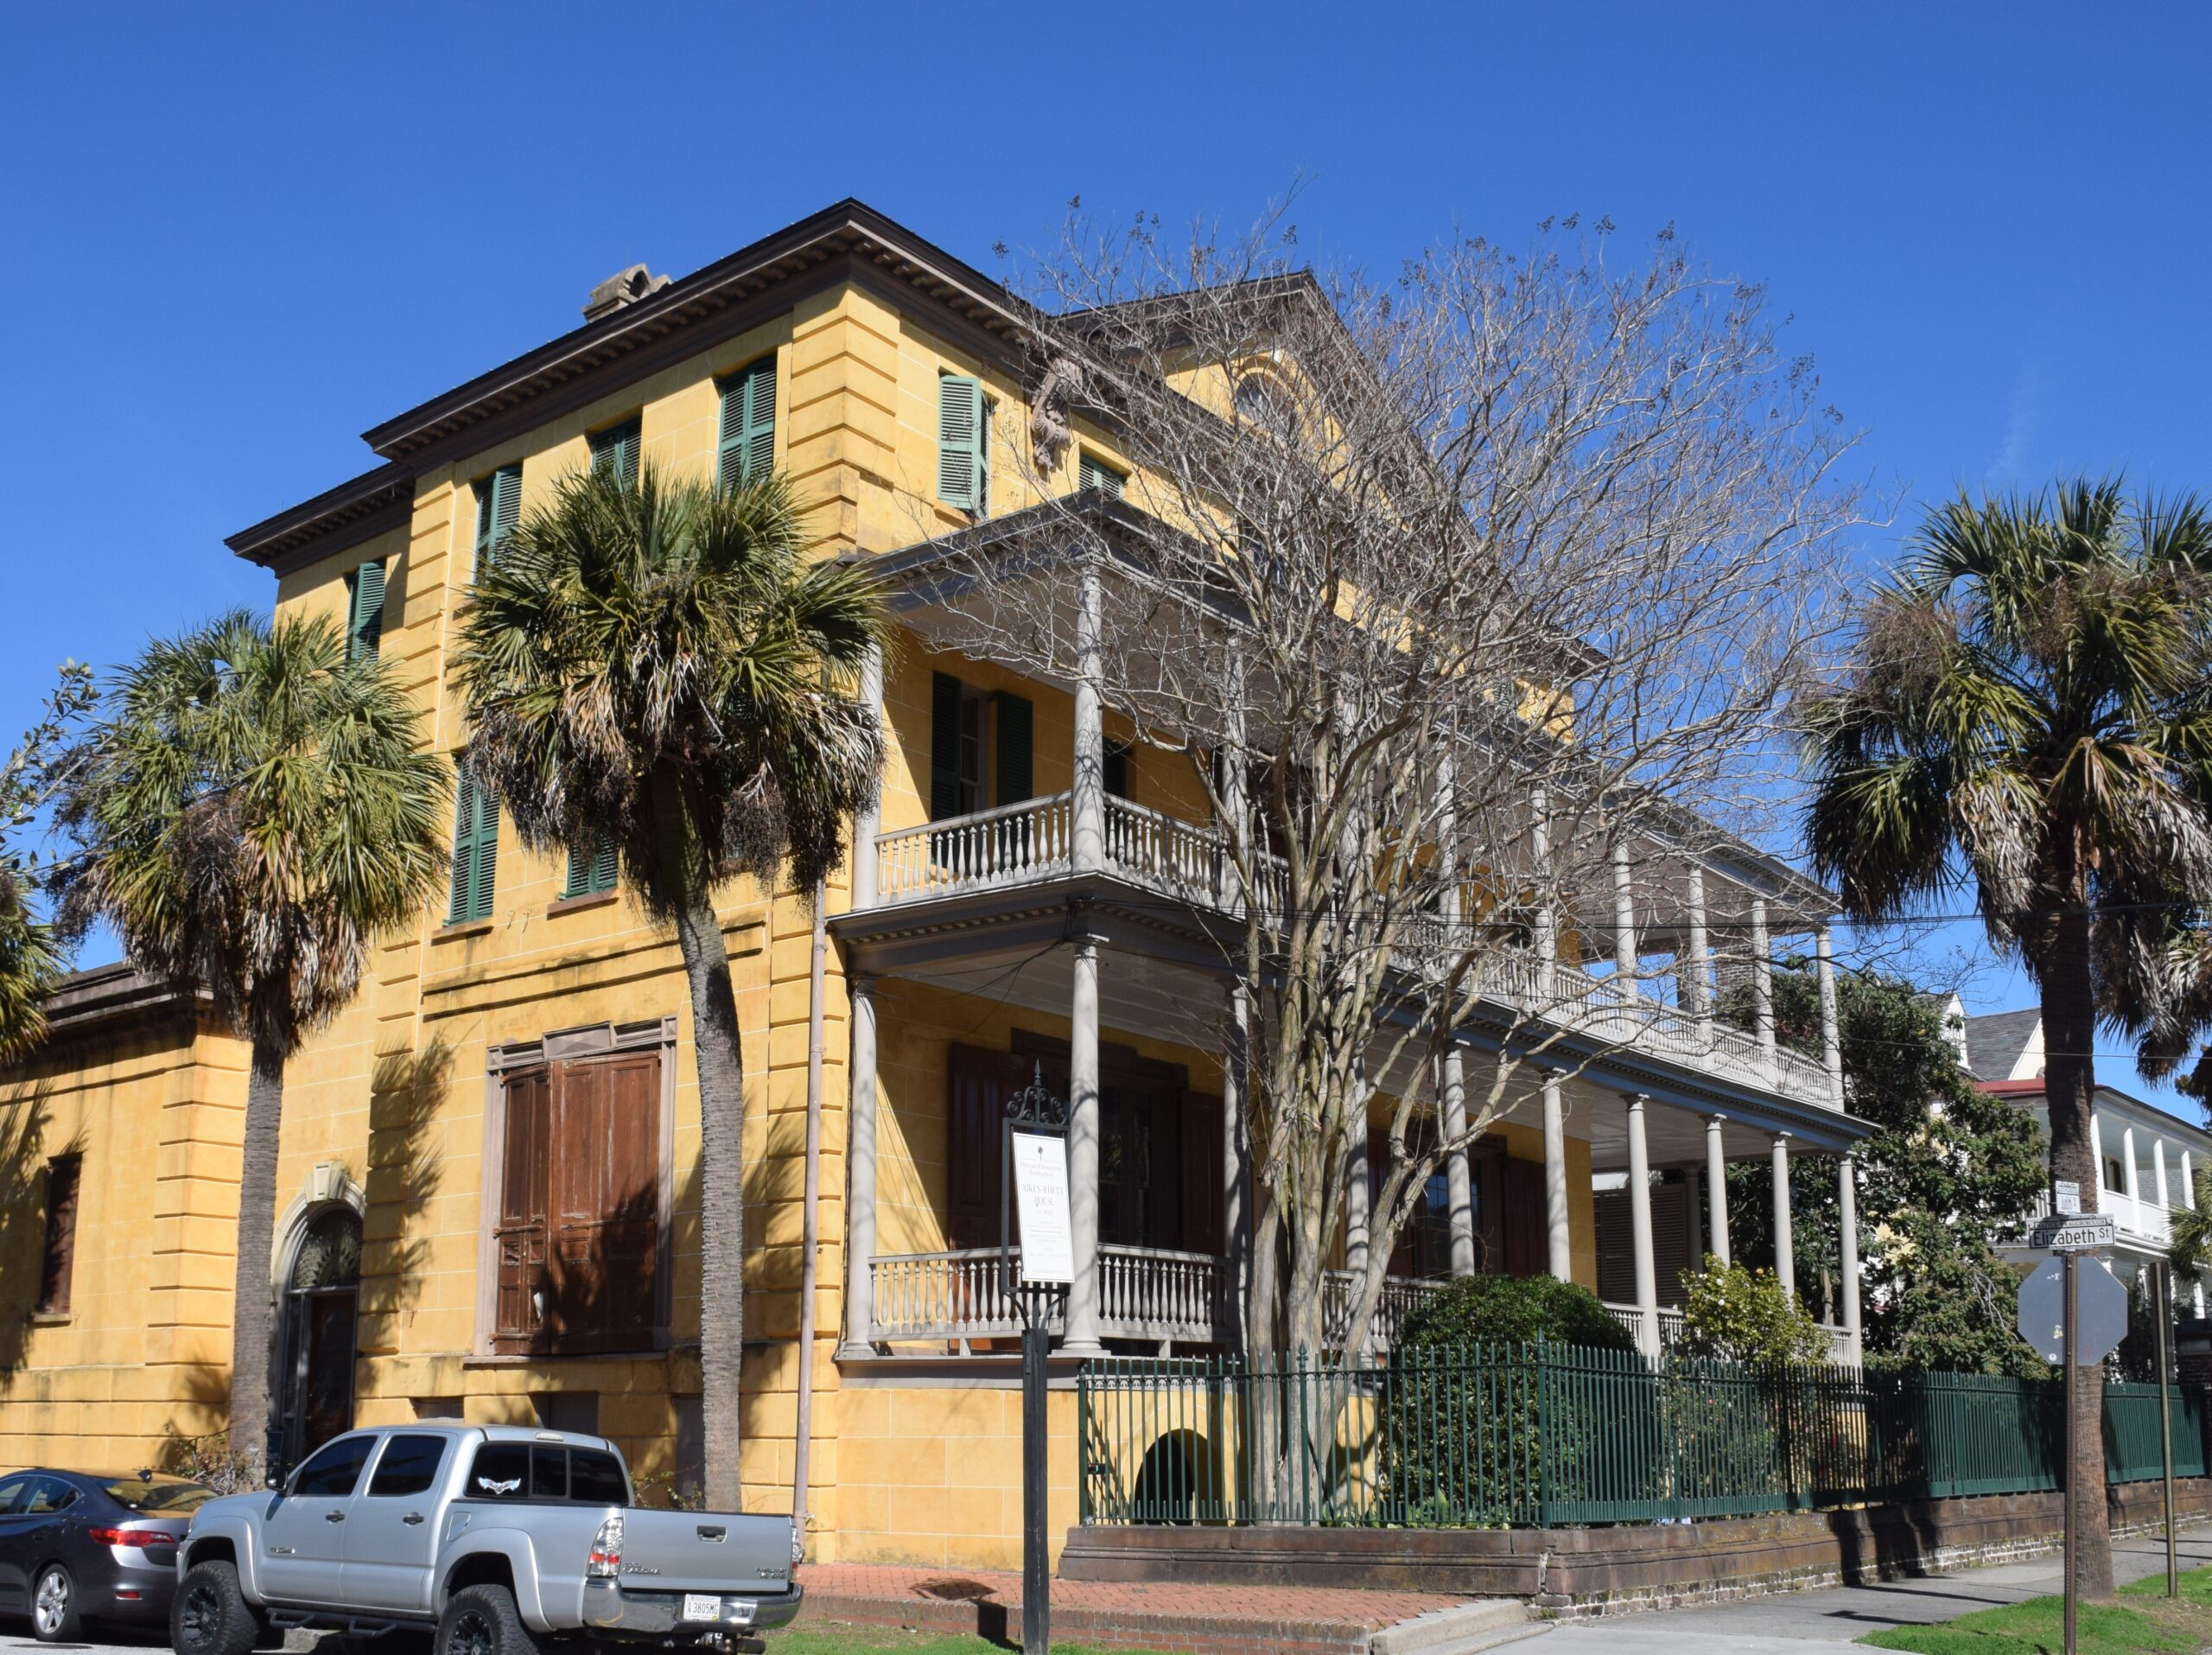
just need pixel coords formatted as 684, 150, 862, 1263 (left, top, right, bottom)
868, 794, 1839, 1110
868, 1244, 1233, 1346
1600, 1299, 1853, 1362
1076, 1343, 2212, 1529
1320, 1270, 1447, 1353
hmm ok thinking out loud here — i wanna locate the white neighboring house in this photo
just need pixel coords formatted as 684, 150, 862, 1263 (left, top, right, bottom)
1965, 1008, 2212, 1315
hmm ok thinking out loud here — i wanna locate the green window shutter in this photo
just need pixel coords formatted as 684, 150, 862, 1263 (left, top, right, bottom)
994, 693, 1033, 805
563, 837, 618, 898
590, 418, 641, 486
1103, 738, 1131, 800
717, 359, 777, 488
348, 559, 386, 661
930, 672, 964, 821
448, 761, 501, 923
938, 375, 982, 511
474, 464, 523, 578
1079, 454, 1125, 498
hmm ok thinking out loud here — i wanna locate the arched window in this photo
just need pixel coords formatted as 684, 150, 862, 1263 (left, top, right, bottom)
280, 1206, 362, 1469
1233, 374, 1296, 438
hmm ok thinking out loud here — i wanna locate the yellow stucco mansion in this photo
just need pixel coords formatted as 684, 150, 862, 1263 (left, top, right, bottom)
0, 201, 1871, 1569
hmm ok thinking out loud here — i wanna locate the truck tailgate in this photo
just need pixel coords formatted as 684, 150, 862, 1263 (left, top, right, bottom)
619, 1509, 791, 1595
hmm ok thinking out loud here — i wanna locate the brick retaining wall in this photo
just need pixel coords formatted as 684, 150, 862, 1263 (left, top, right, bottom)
1060, 1477, 2212, 1616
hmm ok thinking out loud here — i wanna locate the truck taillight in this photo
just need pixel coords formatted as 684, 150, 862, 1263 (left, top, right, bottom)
587, 1512, 623, 1578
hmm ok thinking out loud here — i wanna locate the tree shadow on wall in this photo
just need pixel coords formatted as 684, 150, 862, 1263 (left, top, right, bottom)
0, 1085, 74, 1379
359, 1037, 452, 1329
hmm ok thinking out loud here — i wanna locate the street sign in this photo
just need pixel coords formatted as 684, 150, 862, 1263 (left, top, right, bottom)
2027, 1213, 2117, 1252
1009, 1130, 1074, 1283
2053, 1180, 2082, 1215
2018, 1253, 2129, 1365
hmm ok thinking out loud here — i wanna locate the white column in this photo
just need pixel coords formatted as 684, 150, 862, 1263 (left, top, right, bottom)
849, 645, 883, 911
1441, 1045, 1475, 1276
1815, 925, 1844, 1107
2196, 1282, 2206, 1319
2123, 1123, 2142, 1206
1685, 866, 1713, 1047
1543, 1073, 1572, 1281
1071, 564, 1105, 875
1611, 837, 1638, 1003
1064, 933, 1104, 1353
1223, 980, 1249, 1308
2154, 1138, 2171, 1210
1751, 898, 1777, 1079
1344, 1123, 1371, 1277
2184, 1149, 2196, 1209
1532, 788, 1559, 1007
1838, 1153, 1862, 1362
1770, 1133, 1796, 1300
1625, 1095, 1660, 1356
836, 975, 880, 1357
1706, 1116, 1731, 1266
2090, 1114, 2107, 1198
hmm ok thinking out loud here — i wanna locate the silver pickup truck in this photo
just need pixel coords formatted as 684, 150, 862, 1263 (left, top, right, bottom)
170, 1426, 799, 1655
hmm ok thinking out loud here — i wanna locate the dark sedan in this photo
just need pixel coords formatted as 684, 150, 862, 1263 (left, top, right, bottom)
0, 1469, 215, 1641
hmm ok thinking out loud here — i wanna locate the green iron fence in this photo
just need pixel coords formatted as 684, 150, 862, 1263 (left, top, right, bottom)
1076, 1346, 2212, 1530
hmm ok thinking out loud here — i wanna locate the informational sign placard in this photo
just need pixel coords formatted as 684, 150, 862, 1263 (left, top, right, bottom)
1010, 1130, 1074, 1283
2053, 1180, 2082, 1216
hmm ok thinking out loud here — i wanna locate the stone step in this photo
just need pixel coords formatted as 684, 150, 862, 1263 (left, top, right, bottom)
1372, 1598, 1548, 1653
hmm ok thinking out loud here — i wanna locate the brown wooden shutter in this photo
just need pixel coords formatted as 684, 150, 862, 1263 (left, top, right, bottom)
1178, 1094, 1224, 1257
494, 1071, 552, 1352
544, 1051, 662, 1353
37, 1155, 80, 1314
1502, 1155, 1546, 1277
946, 1045, 1031, 1251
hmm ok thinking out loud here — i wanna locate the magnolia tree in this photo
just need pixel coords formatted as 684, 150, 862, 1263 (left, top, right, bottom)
933, 207, 1864, 1359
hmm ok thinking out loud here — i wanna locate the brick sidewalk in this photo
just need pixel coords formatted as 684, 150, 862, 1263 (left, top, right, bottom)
794, 1562, 1471, 1653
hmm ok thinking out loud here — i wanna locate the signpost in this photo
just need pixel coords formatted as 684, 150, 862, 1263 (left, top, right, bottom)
1000, 1066, 1069, 1655
2156, 1262, 2177, 1599
2017, 1220, 2129, 1655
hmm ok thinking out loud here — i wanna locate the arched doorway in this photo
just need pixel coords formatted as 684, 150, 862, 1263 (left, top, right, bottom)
278, 1206, 360, 1470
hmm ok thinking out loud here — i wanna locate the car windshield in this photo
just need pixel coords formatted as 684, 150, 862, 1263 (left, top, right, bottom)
103, 1477, 216, 1513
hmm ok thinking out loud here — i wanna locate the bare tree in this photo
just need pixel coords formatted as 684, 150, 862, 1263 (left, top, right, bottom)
931, 203, 1864, 1359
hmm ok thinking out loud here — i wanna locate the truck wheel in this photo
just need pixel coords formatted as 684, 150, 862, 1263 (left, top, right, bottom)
172, 1561, 264, 1655
436, 1586, 540, 1655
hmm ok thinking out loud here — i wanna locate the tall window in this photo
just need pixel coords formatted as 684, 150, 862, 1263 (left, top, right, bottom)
36, 1155, 80, 1314
448, 760, 500, 924
716, 358, 776, 489
563, 839, 617, 900
346, 560, 386, 661
493, 1049, 661, 1355
588, 418, 641, 485
929, 673, 1031, 820
937, 374, 990, 514
473, 464, 523, 578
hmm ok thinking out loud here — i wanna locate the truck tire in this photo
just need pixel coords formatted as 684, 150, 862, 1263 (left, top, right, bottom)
436, 1586, 540, 1655
172, 1561, 265, 1655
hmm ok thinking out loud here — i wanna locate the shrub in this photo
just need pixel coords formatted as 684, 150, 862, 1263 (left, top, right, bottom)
1677, 1255, 1834, 1367
1395, 1271, 1635, 1355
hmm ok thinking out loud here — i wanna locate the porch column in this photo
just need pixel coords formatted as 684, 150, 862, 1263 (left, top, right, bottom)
2090, 1114, 2107, 1198
1072, 563, 1105, 875
2154, 1138, 2171, 1210
1543, 1071, 1572, 1281
1750, 899, 1777, 1079
1625, 1093, 1660, 1357
1441, 1044, 1475, 1276
1223, 980, 1250, 1324
849, 645, 883, 911
1838, 1152, 1863, 1363
836, 974, 880, 1358
1685, 866, 1714, 1047
2184, 1149, 2196, 1209
1532, 786, 1559, 1006
1611, 837, 1638, 1003
2123, 1123, 2142, 1205
1706, 1115, 1732, 1266
1064, 933, 1105, 1353
1815, 925, 1845, 1106
1344, 1123, 1372, 1278
1770, 1133, 1796, 1300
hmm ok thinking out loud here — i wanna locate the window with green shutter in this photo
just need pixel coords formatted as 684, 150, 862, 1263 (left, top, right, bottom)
563, 837, 618, 899
930, 672, 969, 821
448, 761, 501, 924
938, 374, 988, 513
1078, 453, 1126, 498
994, 692, 1033, 805
346, 559, 386, 661
589, 418, 641, 486
716, 358, 777, 489
473, 464, 522, 578
1104, 737, 1133, 800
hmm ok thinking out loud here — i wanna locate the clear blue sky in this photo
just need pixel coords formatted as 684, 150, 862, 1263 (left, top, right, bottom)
3, 3, 2206, 1112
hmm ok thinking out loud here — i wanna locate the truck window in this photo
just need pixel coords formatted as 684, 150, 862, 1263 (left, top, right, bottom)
367, 1435, 448, 1498
530, 1446, 568, 1500
465, 1443, 530, 1499
292, 1435, 375, 1499
569, 1449, 627, 1505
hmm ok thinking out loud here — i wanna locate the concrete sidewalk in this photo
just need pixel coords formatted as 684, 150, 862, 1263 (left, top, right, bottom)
1546, 1526, 2212, 1651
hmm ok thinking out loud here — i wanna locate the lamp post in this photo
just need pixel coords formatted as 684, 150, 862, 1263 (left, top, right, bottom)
1000, 1066, 1071, 1655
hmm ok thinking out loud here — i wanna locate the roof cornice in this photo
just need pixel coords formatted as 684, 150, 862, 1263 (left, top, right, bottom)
225, 461, 413, 573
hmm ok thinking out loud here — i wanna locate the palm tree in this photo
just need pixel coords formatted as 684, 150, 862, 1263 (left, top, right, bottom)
59, 612, 448, 1475
450, 461, 884, 1507
1804, 479, 2212, 1597
0, 665, 97, 1060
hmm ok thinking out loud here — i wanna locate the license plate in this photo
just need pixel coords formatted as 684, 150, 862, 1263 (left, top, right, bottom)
681, 1595, 720, 1622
